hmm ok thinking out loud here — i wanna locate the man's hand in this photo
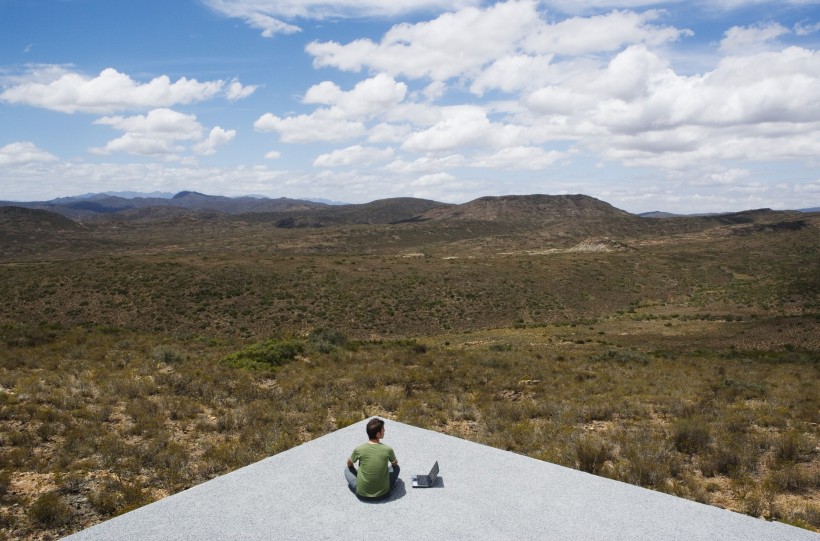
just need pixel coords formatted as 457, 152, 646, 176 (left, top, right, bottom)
347, 458, 357, 474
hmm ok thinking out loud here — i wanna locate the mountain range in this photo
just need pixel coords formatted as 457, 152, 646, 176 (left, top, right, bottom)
3, 190, 817, 224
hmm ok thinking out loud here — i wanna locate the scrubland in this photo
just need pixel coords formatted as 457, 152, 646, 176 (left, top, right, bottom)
0, 207, 817, 539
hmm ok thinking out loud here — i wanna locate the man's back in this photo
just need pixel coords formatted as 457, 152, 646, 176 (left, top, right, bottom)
350, 442, 396, 498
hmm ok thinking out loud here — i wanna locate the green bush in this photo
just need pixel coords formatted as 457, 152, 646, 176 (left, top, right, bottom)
152, 345, 184, 363
575, 435, 612, 474
673, 418, 711, 455
0, 470, 10, 497
590, 350, 650, 365
768, 464, 818, 493
774, 430, 811, 463
308, 328, 347, 353
719, 378, 766, 400
222, 339, 304, 370
28, 491, 73, 528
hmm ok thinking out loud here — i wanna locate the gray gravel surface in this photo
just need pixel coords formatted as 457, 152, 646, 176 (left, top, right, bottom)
64, 419, 819, 540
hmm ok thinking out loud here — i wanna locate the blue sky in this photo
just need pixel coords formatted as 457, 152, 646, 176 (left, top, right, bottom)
1, 0, 818, 213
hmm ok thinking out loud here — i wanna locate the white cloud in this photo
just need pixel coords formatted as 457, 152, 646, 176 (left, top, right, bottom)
0, 141, 58, 166
193, 126, 237, 155
0, 66, 253, 114
251, 2, 820, 195
264, 150, 282, 159
471, 54, 556, 96
512, 43, 820, 170
367, 123, 413, 143
225, 79, 258, 101
525, 10, 690, 56
313, 145, 394, 167
254, 111, 367, 143
541, 0, 818, 14
688, 167, 751, 186
307, 1, 541, 80
401, 106, 492, 152
203, 0, 482, 36
720, 21, 790, 53
401, 105, 525, 152
91, 108, 235, 158
256, 74, 406, 143
384, 154, 467, 173
470, 146, 566, 169
307, 3, 690, 83
305, 74, 407, 118
794, 21, 820, 36
412, 172, 457, 187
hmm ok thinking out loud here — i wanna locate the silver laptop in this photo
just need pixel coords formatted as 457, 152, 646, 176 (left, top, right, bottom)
411, 461, 439, 488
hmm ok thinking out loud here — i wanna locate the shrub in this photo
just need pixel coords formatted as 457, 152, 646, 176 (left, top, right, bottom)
28, 491, 73, 528
768, 464, 817, 493
222, 339, 304, 370
152, 345, 184, 363
308, 328, 347, 353
789, 504, 820, 531
673, 418, 711, 454
719, 378, 766, 400
590, 350, 650, 365
0, 470, 10, 497
617, 430, 673, 488
701, 442, 752, 477
575, 434, 612, 474
774, 430, 811, 463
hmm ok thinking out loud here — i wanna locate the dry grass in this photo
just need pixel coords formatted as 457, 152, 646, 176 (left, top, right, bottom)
0, 320, 817, 539
0, 208, 817, 538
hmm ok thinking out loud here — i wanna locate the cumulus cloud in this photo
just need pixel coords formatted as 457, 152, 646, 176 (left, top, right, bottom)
307, 3, 689, 82
470, 146, 567, 170
225, 79, 258, 101
720, 21, 790, 53
0, 66, 254, 114
193, 127, 237, 155
254, 111, 367, 143
525, 10, 690, 56
90, 108, 235, 158
367, 123, 413, 143
412, 172, 458, 187
509, 43, 820, 170
401, 105, 525, 152
384, 154, 467, 173
308, 1, 541, 80
255, 74, 407, 143
542, 0, 816, 14
203, 0, 482, 36
0, 142, 58, 166
303, 74, 408, 117
794, 21, 820, 36
313, 145, 394, 167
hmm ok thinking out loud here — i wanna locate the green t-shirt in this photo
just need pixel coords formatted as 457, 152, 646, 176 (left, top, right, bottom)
350, 442, 396, 498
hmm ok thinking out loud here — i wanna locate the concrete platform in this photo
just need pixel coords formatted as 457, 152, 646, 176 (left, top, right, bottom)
65, 419, 818, 540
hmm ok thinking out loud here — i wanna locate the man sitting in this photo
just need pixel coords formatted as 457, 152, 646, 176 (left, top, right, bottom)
345, 418, 400, 499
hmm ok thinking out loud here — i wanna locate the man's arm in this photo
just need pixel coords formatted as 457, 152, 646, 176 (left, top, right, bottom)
347, 458, 357, 473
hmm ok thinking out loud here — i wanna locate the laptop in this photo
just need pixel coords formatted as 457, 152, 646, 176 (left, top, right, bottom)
411, 461, 439, 488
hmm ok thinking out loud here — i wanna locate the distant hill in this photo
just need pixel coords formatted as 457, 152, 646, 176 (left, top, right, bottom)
639, 211, 682, 218
415, 194, 632, 223
0, 191, 328, 220
0, 206, 79, 230
238, 197, 448, 227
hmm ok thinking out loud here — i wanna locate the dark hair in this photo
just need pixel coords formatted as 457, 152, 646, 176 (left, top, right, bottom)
366, 418, 385, 439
